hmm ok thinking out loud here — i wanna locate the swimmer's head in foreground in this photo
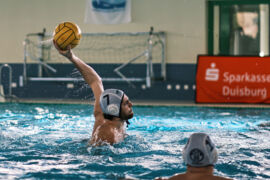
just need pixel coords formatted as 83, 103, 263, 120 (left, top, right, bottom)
183, 132, 218, 167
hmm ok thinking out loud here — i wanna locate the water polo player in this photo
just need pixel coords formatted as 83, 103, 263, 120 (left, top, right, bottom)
53, 41, 133, 146
156, 133, 232, 180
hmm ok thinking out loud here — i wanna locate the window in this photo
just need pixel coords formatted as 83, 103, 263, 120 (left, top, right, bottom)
208, 0, 270, 56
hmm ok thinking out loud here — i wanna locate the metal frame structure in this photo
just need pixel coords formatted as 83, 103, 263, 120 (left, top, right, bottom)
0, 64, 13, 99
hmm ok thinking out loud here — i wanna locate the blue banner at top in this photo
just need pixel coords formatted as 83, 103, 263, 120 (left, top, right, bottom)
85, 0, 131, 24
92, 0, 126, 11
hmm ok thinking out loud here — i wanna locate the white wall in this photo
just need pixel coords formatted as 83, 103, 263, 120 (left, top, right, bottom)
0, 0, 206, 63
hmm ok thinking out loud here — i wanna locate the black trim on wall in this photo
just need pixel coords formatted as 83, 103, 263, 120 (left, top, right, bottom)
0, 63, 197, 102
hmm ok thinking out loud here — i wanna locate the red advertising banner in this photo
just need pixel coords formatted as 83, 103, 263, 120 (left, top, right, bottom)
196, 56, 270, 103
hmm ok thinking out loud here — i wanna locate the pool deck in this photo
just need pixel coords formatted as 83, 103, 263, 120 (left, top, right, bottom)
5, 98, 270, 108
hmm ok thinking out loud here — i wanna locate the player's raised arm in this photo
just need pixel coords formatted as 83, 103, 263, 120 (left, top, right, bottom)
52, 22, 103, 106
53, 41, 104, 115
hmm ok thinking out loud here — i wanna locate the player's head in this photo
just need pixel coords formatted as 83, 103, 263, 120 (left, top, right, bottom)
100, 89, 133, 121
183, 133, 218, 167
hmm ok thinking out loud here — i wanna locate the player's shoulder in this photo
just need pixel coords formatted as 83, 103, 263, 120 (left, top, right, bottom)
158, 174, 233, 180
94, 106, 103, 117
155, 173, 186, 180
213, 176, 233, 180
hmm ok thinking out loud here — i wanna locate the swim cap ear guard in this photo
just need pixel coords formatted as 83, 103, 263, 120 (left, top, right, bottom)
100, 89, 124, 118
183, 133, 218, 167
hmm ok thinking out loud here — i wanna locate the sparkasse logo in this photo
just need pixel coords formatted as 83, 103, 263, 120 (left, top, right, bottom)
205, 63, 219, 81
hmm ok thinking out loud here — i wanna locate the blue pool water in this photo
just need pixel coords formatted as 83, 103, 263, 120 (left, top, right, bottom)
0, 103, 270, 179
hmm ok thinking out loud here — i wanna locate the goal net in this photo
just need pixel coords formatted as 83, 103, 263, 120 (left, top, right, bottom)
23, 28, 166, 87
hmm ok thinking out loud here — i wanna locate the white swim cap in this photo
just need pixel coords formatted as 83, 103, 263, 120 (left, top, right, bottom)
99, 89, 124, 117
183, 133, 218, 167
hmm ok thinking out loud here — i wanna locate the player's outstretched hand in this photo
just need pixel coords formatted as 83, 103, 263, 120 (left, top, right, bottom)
53, 40, 73, 60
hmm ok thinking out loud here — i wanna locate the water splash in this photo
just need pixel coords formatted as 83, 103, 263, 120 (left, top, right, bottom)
0, 104, 269, 179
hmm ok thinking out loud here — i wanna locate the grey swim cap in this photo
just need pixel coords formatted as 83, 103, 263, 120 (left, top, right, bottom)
99, 89, 124, 117
183, 133, 218, 167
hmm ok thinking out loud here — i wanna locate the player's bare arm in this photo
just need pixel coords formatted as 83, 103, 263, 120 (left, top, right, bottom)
53, 41, 104, 122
